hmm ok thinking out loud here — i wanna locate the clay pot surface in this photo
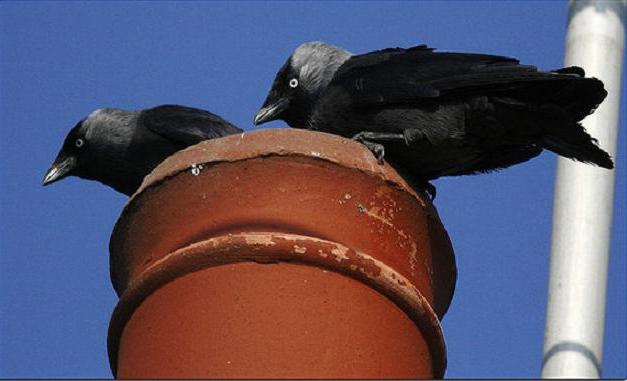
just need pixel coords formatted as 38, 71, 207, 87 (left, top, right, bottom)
108, 128, 456, 378
114, 237, 437, 378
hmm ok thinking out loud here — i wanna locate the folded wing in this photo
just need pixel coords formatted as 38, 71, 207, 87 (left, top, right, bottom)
140, 105, 242, 147
332, 45, 605, 123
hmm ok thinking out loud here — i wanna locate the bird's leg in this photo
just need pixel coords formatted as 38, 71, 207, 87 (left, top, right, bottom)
352, 130, 436, 199
353, 130, 427, 145
352, 131, 406, 164
352, 131, 407, 143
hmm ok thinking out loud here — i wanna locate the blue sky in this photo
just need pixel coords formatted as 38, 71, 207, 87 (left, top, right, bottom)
1, 1, 624, 378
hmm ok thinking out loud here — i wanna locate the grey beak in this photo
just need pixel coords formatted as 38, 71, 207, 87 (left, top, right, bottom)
254, 98, 289, 125
42, 155, 77, 186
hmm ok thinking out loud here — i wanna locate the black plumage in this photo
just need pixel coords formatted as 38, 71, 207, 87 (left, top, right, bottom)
43, 104, 242, 195
255, 42, 613, 194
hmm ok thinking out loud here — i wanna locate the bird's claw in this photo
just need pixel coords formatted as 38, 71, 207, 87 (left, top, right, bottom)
361, 140, 386, 164
352, 133, 386, 164
370, 143, 386, 164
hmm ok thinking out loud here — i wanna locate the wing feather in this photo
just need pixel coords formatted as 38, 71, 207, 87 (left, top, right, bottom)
139, 105, 242, 146
329, 46, 582, 105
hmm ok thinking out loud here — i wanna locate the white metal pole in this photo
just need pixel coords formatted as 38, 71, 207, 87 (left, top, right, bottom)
542, 0, 625, 378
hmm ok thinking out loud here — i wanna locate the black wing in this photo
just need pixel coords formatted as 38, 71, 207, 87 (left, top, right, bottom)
139, 105, 242, 146
331, 45, 583, 105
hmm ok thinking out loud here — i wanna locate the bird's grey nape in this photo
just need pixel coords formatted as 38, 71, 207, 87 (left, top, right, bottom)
80, 108, 144, 153
83, 108, 137, 138
291, 41, 352, 94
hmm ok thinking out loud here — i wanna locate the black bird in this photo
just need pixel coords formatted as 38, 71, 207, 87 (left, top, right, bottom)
43, 104, 242, 195
255, 42, 613, 197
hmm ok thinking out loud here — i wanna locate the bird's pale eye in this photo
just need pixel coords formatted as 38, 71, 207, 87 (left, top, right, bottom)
75, 138, 84, 148
289, 78, 299, 88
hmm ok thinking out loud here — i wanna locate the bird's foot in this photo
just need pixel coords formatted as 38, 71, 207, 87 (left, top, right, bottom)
352, 131, 406, 164
362, 140, 386, 164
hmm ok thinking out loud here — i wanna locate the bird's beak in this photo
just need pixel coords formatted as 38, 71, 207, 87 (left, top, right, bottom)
42, 155, 77, 186
254, 97, 289, 125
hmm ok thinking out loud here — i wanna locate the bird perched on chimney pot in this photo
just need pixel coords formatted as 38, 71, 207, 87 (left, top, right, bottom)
255, 41, 613, 198
43, 104, 242, 196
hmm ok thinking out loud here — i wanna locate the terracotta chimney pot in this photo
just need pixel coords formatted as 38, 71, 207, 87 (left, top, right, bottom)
107, 128, 456, 378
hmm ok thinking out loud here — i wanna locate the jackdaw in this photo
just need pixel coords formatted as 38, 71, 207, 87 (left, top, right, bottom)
255, 42, 613, 196
43, 104, 242, 195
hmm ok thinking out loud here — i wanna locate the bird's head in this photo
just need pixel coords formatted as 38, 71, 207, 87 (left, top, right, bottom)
42, 109, 134, 191
42, 117, 91, 187
254, 41, 351, 127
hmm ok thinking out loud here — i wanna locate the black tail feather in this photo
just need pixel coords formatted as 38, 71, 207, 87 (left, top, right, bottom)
542, 122, 614, 169
491, 96, 614, 170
